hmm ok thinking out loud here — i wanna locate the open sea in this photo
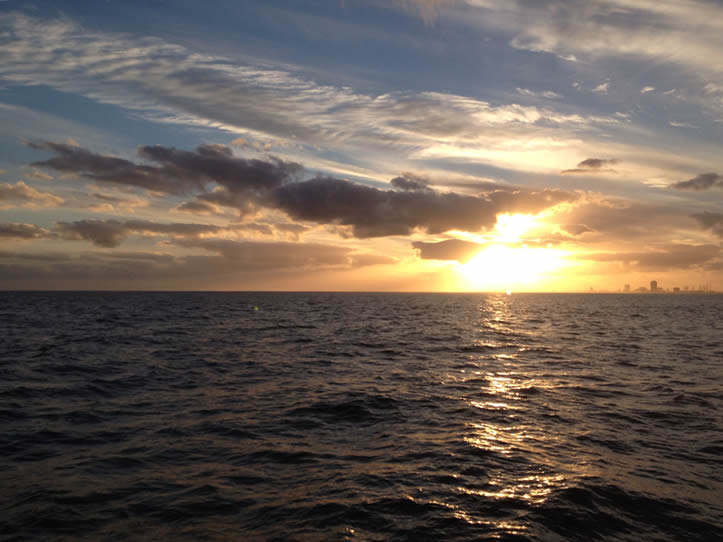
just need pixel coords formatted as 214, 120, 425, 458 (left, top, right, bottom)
0, 291, 721, 541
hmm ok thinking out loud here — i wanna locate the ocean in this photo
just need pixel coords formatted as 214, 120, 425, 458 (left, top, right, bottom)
1, 291, 721, 541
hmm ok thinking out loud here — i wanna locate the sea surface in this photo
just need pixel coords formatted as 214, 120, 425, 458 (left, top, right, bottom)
1, 291, 721, 541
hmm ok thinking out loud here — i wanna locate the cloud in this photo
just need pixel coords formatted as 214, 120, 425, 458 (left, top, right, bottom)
27, 140, 303, 199
235, 223, 273, 236
691, 212, 723, 237
583, 244, 721, 271
0, 222, 49, 239
390, 173, 432, 191
54, 219, 234, 248
27, 168, 53, 181
176, 199, 223, 216
393, 0, 455, 24
412, 238, 483, 262
176, 238, 361, 271
349, 253, 398, 267
0, 181, 63, 208
50, 217, 312, 247
0, 240, 395, 288
29, 141, 579, 238
272, 222, 310, 241
271, 178, 576, 238
459, 1, 723, 78
550, 196, 696, 242
561, 223, 594, 236
560, 158, 618, 174
515, 88, 561, 99
1, 12, 616, 173
592, 82, 610, 94
669, 121, 697, 128
670, 173, 723, 191
86, 192, 149, 213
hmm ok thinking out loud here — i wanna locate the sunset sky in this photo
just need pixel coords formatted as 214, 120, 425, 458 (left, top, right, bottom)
1, 0, 722, 291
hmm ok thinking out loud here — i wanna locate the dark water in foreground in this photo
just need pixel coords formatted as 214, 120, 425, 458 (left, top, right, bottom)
1, 292, 721, 541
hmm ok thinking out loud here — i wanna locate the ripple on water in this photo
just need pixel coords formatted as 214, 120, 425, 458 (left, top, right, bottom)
0, 291, 721, 541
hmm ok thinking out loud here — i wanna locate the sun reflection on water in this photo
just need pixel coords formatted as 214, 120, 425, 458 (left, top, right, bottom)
455, 473, 567, 505
451, 294, 575, 524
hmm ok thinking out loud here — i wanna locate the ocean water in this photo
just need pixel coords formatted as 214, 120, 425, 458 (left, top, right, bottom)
1, 291, 721, 541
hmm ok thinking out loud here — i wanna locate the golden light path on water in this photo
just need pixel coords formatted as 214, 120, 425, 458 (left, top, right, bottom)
431, 294, 593, 534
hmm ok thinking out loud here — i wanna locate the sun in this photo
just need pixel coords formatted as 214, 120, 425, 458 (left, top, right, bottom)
459, 245, 567, 291
455, 213, 569, 291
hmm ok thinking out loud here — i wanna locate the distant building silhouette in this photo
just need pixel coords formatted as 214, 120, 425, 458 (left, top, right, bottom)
624, 284, 630, 292
673, 287, 680, 293
650, 280, 658, 292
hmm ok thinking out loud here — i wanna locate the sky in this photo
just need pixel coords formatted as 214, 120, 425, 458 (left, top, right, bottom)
1, 0, 722, 291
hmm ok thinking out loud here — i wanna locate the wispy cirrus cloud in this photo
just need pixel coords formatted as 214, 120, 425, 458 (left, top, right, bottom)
0, 12, 618, 175
451, 0, 723, 77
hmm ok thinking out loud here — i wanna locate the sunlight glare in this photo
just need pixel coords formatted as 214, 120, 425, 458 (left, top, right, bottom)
458, 244, 567, 291
495, 213, 537, 243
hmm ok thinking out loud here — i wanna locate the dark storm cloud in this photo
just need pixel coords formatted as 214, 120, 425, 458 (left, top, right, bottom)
584, 244, 721, 270
28, 141, 579, 238
27, 141, 189, 194
27, 141, 303, 196
270, 177, 500, 237
136, 144, 302, 194
0, 222, 49, 239
691, 212, 723, 236
271, 181, 577, 238
412, 239, 483, 262
670, 173, 723, 191
561, 158, 618, 174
